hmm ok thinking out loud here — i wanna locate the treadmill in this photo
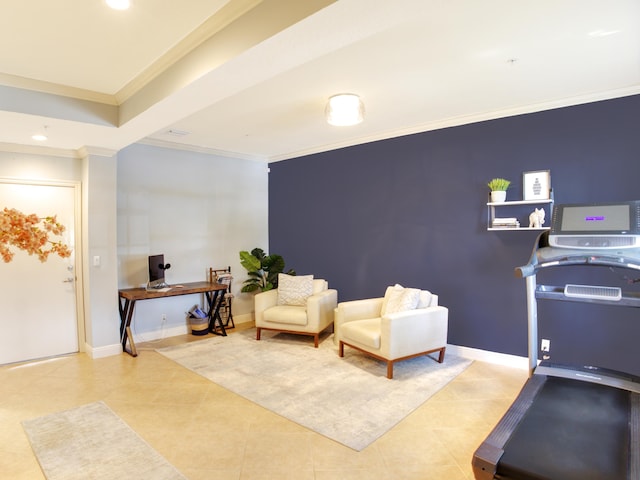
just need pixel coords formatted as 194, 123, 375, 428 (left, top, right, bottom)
472, 201, 640, 480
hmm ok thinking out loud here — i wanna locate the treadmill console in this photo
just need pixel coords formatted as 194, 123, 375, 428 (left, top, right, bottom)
549, 200, 640, 249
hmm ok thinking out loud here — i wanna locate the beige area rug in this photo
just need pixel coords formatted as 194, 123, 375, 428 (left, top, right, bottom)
22, 401, 186, 480
157, 329, 472, 451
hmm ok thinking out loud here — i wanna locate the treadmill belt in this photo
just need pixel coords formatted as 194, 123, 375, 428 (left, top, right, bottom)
497, 376, 630, 480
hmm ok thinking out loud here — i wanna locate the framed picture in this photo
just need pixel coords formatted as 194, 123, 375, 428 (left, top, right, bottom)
523, 170, 551, 200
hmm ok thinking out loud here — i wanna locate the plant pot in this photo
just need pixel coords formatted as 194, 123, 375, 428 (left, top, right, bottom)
490, 190, 507, 203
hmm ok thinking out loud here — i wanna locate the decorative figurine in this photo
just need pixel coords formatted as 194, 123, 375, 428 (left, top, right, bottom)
528, 208, 545, 228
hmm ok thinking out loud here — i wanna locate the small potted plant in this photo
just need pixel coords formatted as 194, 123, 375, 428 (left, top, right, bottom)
487, 178, 511, 203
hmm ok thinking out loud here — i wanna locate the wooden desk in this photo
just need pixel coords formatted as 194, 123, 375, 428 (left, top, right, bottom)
118, 281, 228, 357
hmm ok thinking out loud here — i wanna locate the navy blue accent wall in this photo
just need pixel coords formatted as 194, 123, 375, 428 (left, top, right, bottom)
268, 95, 640, 375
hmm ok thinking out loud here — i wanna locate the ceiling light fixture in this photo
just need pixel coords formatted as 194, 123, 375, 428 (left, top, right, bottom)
325, 93, 364, 126
106, 0, 130, 10
32, 126, 48, 142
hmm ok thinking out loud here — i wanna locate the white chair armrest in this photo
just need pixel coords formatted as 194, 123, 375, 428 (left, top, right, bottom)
334, 297, 383, 344
254, 289, 278, 323
306, 289, 338, 330
381, 306, 448, 359
335, 297, 383, 323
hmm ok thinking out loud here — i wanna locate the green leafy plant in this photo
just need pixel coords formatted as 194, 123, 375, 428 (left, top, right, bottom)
239, 248, 295, 292
487, 178, 511, 191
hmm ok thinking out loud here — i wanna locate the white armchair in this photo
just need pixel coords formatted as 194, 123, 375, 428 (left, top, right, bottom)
255, 275, 337, 347
335, 285, 448, 379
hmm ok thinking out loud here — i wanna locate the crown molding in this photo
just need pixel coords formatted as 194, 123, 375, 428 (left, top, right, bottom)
114, 0, 263, 104
0, 141, 80, 159
77, 146, 119, 159
268, 86, 640, 163
138, 137, 266, 162
0, 73, 117, 105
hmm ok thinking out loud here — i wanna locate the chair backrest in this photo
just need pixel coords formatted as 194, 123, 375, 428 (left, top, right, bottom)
209, 266, 232, 292
382, 285, 437, 310
417, 290, 437, 308
312, 279, 328, 294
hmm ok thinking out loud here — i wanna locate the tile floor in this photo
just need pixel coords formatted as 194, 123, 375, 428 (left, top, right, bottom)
0, 324, 527, 479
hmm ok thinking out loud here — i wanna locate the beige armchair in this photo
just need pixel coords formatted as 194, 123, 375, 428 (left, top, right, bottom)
255, 275, 337, 347
335, 285, 448, 379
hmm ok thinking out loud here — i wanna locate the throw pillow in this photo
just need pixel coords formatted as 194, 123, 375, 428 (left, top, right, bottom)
382, 284, 421, 315
381, 284, 403, 315
277, 274, 314, 306
417, 290, 433, 308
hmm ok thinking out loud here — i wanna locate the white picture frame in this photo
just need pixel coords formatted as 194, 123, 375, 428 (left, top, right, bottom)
523, 170, 551, 200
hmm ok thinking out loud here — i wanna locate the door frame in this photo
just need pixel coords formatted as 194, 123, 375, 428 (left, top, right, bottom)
0, 177, 85, 353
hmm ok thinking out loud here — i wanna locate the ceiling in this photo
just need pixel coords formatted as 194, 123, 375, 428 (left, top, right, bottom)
0, 0, 638, 162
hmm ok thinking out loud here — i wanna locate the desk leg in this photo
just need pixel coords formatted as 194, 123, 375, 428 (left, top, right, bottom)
118, 297, 138, 357
205, 290, 227, 336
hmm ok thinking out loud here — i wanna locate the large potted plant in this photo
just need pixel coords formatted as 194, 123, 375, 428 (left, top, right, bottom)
239, 248, 295, 292
487, 178, 511, 203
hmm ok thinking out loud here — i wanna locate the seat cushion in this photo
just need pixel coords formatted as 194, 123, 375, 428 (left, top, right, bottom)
262, 305, 308, 326
341, 318, 381, 349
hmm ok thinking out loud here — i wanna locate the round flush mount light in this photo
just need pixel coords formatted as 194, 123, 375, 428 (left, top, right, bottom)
106, 0, 130, 10
32, 126, 48, 142
325, 93, 365, 126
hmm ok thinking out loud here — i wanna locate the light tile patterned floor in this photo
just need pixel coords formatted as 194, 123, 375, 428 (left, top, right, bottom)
0, 325, 527, 479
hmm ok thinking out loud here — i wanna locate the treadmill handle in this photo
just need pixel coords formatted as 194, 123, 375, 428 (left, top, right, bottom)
515, 264, 535, 278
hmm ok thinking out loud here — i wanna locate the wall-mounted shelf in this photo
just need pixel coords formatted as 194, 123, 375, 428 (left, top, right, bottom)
487, 193, 554, 231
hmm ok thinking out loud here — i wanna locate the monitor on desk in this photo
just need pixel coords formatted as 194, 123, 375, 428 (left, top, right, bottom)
148, 254, 170, 288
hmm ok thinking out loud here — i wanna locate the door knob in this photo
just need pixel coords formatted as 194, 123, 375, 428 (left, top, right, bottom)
63, 277, 74, 283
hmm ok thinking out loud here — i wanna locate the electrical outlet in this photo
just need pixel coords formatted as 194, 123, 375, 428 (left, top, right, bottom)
541, 339, 550, 352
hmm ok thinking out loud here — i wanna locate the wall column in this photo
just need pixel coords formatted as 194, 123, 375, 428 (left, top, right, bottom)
80, 147, 120, 357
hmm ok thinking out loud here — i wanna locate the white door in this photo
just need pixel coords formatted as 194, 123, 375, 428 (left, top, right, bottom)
0, 181, 79, 364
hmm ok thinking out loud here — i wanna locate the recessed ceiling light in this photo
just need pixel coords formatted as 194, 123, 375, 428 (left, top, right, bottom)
106, 0, 130, 10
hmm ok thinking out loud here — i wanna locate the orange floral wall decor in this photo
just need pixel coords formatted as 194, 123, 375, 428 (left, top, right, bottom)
0, 207, 72, 263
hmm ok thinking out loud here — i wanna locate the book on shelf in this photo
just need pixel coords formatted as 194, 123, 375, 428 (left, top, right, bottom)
492, 217, 520, 228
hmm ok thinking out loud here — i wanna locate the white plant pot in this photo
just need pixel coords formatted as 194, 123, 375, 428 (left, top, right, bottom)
491, 190, 507, 203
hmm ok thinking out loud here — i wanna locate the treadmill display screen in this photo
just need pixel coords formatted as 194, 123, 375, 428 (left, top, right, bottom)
549, 201, 640, 249
561, 205, 630, 232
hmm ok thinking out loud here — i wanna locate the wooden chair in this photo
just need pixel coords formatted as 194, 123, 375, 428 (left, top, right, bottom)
208, 266, 235, 330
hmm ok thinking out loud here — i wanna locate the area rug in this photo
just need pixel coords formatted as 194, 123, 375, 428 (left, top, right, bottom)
22, 401, 186, 480
157, 330, 472, 451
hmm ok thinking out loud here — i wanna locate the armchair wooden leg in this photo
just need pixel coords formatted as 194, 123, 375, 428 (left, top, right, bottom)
387, 361, 394, 379
313, 334, 319, 348
256, 327, 262, 341
438, 347, 446, 363
339, 341, 344, 357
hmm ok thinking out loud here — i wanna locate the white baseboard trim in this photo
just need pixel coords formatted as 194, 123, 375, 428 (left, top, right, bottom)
447, 344, 529, 370
85, 342, 123, 359
234, 313, 253, 325
132, 324, 190, 344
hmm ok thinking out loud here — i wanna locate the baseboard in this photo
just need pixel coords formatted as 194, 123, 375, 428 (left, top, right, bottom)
129, 314, 253, 345
447, 344, 529, 370
234, 313, 253, 325
85, 342, 123, 359
132, 324, 189, 343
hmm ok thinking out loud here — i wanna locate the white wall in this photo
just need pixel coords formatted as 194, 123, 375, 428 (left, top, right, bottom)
117, 143, 268, 341
81, 150, 119, 355
0, 150, 82, 181
0, 148, 120, 357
